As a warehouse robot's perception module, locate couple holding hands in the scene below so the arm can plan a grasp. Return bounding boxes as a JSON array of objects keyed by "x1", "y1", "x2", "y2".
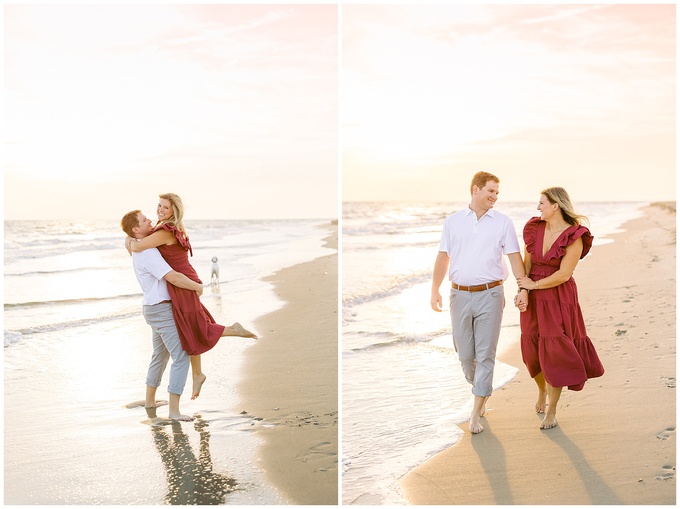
[{"x1": 431, "y1": 172, "x2": 604, "y2": 434}]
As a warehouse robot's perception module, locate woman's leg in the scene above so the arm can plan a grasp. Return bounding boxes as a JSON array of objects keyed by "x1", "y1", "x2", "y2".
[
  {"x1": 540, "y1": 383, "x2": 562, "y2": 429},
  {"x1": 190, "y1": 355, "x2": 207, "y2": 400},
  {"x1": 533, "y1": 372, "x2": 548, "y2": 414}
]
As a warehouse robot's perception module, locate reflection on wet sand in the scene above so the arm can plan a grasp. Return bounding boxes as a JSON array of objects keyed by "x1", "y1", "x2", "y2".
[{"x1": 147, "y1": 409, "x2": 237, "y2": 505}]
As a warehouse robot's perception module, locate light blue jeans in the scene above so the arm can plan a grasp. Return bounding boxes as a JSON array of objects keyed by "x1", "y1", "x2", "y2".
[
  {"x1": 450, "y1": 286, "x2": 505, "y2": 397},
  {"x1": 142, "y1": 302, "x2": 189, "y2": 396}
]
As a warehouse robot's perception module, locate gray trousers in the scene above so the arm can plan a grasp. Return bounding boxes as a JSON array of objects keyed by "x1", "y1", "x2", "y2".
[
  {"x1": 142, "y1": 302, "x2": 190, "y2": 396},
  {"x1": 450, "y1": 286, "x2": 505, "y2": 397}
]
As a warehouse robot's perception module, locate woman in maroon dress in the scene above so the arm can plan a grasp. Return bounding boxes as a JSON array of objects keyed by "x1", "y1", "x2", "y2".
[
  {"x1": 127, "y1": 193, "x2": 257, "y2": 400},
  {"x1": 516, "y1": 187, "x2": 604, "y2": 430}
]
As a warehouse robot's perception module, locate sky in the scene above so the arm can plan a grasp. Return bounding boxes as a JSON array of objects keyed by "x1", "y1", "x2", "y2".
[
  {"x1": 4, "y1": 4, "x2": 338, "y2": 220},
  {"x1": 342, "y1": 4, "x2": 676, "y2": 204}
]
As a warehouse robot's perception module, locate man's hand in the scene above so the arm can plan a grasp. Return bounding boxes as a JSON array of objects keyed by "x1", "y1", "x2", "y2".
[{"x1": 431, "y1": 291, "x2": 443, "y2": 312}]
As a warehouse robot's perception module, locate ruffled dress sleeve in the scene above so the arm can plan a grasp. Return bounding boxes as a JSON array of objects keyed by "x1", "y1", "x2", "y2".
[
  {"x1": 554, "y1": 225, "x2": 593, "y2": 260},
  {"x1": 523, "y1": 217, "x2": 542, "y2": 256},
  {"x1": 153, "y1": 223, "x2": 193, "y2": 257}
]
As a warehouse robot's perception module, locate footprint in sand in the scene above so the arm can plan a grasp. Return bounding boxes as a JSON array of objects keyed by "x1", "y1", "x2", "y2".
[
  {"x1": 655, "y1": 465, "x2": 675, "y2": 481},
  {"x1": 656, "y1": 427, "x2": 675, "y2": 440}
]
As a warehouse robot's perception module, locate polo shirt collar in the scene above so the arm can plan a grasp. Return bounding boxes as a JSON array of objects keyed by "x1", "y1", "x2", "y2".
[{"x1": 466, "y1": 205, "x2": 496, "y2": 219}]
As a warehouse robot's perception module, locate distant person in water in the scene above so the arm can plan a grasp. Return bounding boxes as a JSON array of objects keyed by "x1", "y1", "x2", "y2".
[
  {"x1": 123, "y1": 193, "x2": 257, "y2": 400},
  {"x1": 120, "y1": 210, "x2": 201, "y2": 421},
  {"x1": 431, "y1": 171, "x2": 529, "y2": 434},
  {"x1": 516, "y1": 187, "x2": 604, "y2": 429}
]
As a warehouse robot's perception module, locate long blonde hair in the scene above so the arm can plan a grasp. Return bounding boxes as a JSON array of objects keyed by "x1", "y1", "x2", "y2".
[
  {"x1": 542, "y1": 187, "x2": 589, "y2": 226},
  {"x1": 158, "y1": 193, "x2": 186, "y2": 233}
]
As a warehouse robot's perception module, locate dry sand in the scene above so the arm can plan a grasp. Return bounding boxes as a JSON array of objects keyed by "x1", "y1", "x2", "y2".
[
  {"x1": 400, "y1": 203, "x2": 676, "y2": 505},
  {"x1": 239, "y1": 222, "x2": 339, "y2": 505}
]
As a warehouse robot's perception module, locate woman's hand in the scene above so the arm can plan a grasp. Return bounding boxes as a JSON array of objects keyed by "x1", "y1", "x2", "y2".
[
  {"x1": 517, "y1": 275, "x2": 535, "y2": 291},
  {"x1": 125, "y1": 236, "x2": 134, "y2": 256}
]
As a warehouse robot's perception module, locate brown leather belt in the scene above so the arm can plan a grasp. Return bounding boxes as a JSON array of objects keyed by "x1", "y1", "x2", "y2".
[
  {"x1": 157, "y1": 300, "x2": 171, "y2": 305},
  {"x1": 452, "y1": 280, "x2": 503, "y2": 292}
]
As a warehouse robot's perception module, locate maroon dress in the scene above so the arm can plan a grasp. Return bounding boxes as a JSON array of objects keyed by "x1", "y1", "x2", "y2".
[
  {"x1": 153, "y1": 223, "x2": 225, "y2": 355},
  {"x1": 520, "y1": 217, "x2": 604, "y2": 391}
]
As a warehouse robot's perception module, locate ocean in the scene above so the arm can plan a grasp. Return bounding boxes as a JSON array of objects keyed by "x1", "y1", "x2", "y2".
[
  {"x1": 4, "y1": 218, "x2": 334, "y2": 504},
  {"x1": 341, "y1": 200, "x2": 648, "y2": 505}
]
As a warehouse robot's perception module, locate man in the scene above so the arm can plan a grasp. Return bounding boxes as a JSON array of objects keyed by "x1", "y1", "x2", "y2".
[
  {"x1": 431, "y1": 171, "x2": 528, "y2": 434},
  {"x1": 121, "y1": 210, "x2": 203, "y2": 422}
]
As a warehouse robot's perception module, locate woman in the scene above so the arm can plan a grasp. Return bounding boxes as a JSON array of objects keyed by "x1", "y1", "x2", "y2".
[
  {"x1": 126, "y1": 193, "x2": 257, "y2": 400},
  {"x1": 516, "y1": 187, "x2": 604, "y2": 429}
]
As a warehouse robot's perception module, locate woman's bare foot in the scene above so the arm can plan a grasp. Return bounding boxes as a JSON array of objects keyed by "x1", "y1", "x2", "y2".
[
  {"x1": 540, "y1": 412, "x2": 558, "y2": 429},
  {"x1": 232, "y1": 322, "x2": 258, "y2": 339},
  {"x1": 169, "y1": 412, "x2": 195, "y2": 422},
  {"x1": 192, "y1": 374, "x2": 207, "y2": 400},
  {"x1": 535, "y1": 390, "x2": 547, "y2": 414}
]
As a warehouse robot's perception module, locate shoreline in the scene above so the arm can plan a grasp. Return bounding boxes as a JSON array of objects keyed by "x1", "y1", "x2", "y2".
[
  {"x1": 400, "y1": 203, "x2": 676, "y2": 504},
  {"x1": 238, "y1": 222, "x2": 339, "y2": 504}
]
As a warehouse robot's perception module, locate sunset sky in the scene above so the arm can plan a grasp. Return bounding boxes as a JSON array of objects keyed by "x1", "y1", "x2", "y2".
[
  {"x1": 4, "y1": 4, "x2": 338, "y2": 220},
  {"x1": 343, "y1": 4, "x2": 676, "y2": 203}
]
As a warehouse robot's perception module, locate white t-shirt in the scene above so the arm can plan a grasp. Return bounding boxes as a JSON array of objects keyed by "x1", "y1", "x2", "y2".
[
  {"x1": 132, "y1": 248, "x2": 173, "y2": 305},
  {"x1": 438, "y1": 207, "x2": 520, "y2": 285}
]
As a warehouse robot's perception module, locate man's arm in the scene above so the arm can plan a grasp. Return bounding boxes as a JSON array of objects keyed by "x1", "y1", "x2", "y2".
[
  {"x1": 431, "y1": 251, "x2": 450, "y2": 312},
  {"x1": 164, "y1": 270, "x2": 204, "y2": 296},
  {"x1": 507, "y1": 251, "x2": 528, "y2": 311}
]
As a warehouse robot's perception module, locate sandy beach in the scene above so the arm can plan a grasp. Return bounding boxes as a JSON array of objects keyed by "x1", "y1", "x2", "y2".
[
  {"x1": 239, "y1": 223, "x2": 339, "y2": 504},
  {"x1": 400, "y1": 203, "x2": 676, "y2": 504}
]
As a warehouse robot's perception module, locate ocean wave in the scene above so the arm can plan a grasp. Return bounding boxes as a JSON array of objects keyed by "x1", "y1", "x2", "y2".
[
  {"x1": 4, "y1": 266, "x2": 117, "y2": 277},
  {"x1": 342, "y1": 271, "x2": 431, "y2": 310},
  {"x1": 4, "y1": 293, "x2": 142, "y2": 309},
  {"x1": 344, "y1": 329, "x2": 452, "y2": 352},
  {"x1": 4, "y1": 311, "x2": 140, "y2": 346}
]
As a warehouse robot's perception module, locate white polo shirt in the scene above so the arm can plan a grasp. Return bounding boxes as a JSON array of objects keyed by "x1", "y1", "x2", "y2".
[
  {"x1": 132, "y1": 248, "x2": 173, "y2": 305},
  {"x1": 438, "y1": 207, "x2": 520, "y2": 286}
]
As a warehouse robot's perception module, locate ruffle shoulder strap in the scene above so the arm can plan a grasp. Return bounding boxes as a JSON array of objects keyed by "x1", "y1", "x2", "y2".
[
  {"x1": 523, "y1": 216, "x2": 542, "y2": 255},
  {"x1": 554, "y1": 224, "x2": 593, "y2": 260},
  {"x1": 153, "y1": 222, "x2": 193, "y2": 256}
]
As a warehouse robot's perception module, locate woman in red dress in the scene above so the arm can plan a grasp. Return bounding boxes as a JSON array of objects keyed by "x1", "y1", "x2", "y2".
[
  {"x1": 127, "y1": 193, "x2": 257, "y2": 400},
  {"x1": 516, "y1": 187, "x2": 604, "y2": 430}
]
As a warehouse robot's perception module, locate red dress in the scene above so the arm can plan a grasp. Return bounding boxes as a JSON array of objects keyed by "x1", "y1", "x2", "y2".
[
  {"x1": 520, "y1": 217, "x2": 604, "y2": 391},
  {"x1": 153, "y1": 223, "x2": 225, "y2": 355}
]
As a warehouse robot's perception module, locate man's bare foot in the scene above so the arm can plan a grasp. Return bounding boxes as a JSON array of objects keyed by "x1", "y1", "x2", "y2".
[
  {"x1": 535, "y1": 390, "x2": 547, "y2": 414},
  {"x1": 192, "y1": 374, "x2": 207, "y2": 400},
  {"x1": 127, "y1": 399, "x2": 168, "y2": 409},
  {"x1": 232, "y1": 322, "x2": 258, "y2": 339},
  {"x1": 540, "y1": 413, "x2": 558, "y2": 429},
  {"x1": 469, "y1": 414, "x2": 484, "y2": 434},
  {"x1": 169, "y1": 413, "x2": 195, "y2": 422}
]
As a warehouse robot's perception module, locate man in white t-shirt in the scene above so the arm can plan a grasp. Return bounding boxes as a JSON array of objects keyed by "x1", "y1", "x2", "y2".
[
  {"x1": 431, "y1": 172, "x2": 529, "y2": 434},
  {"x1": 121, "y1": 210, "x2": 204, "y2": 422}
]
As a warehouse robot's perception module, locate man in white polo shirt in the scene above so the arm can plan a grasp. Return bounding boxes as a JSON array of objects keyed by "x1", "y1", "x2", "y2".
[
  {"x1": 431, "y1": 171, "x2": 529, "y2": 434},
  {"x1": 121, "y1": 210, "x2": 204, "y2": 422}
]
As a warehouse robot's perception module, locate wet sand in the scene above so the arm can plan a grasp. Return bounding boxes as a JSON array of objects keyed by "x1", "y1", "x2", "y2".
[
  {"x1": 400, "y1": 203, "x2": 676, "y2": 504},
  {"x1": 239, "y1": 222, "x2": 339, "y2": 504}
]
